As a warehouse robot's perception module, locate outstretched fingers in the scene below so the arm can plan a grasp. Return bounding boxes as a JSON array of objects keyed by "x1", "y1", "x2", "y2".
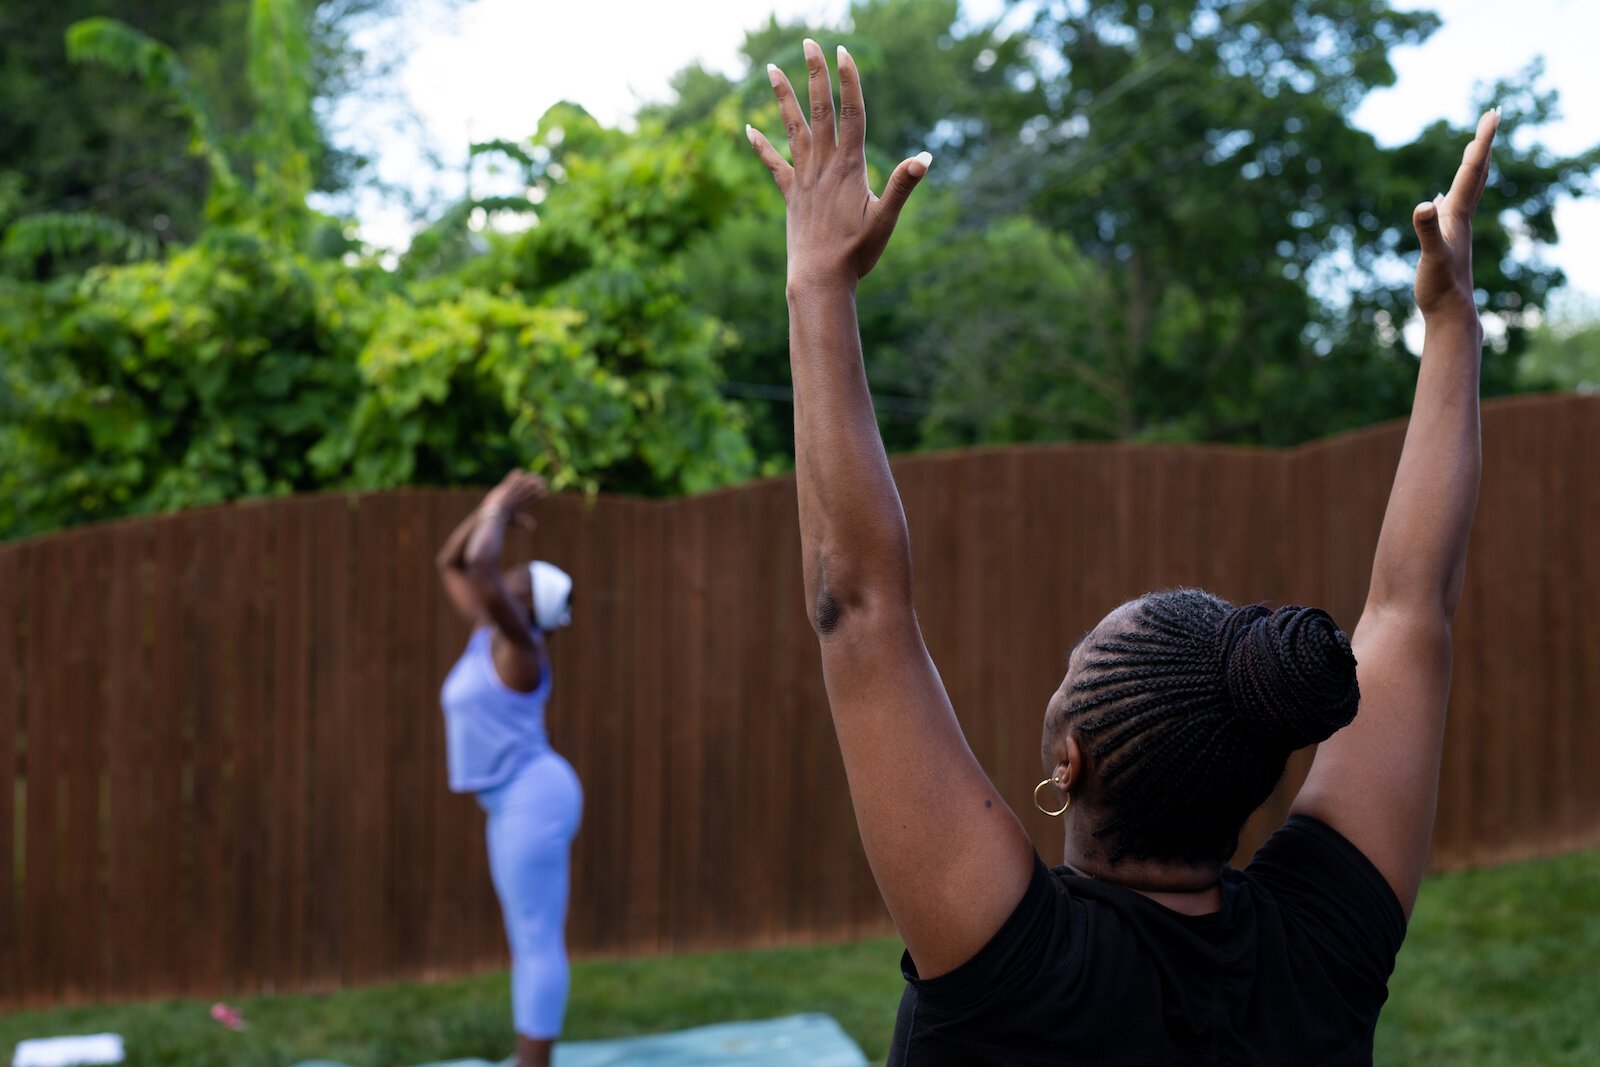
[
  {"x1": 836, "y1": 45, "x2": 866, "y2": 151},
  {"x1": 1445, "y1": 108, "x2": 1500, "y2": 218},
  {"x1": 746, "y1": 124, "x2": 793, "y2": 199},
  {"x1": 1473, "y1": 108, "x2": 1499, "y2": 202},
  {"x1": 802, "y1": 38, "x2": 836, "y2": 157},
  {"x1": 767, "y1": 62, "x2": 810, "y2": 169}
]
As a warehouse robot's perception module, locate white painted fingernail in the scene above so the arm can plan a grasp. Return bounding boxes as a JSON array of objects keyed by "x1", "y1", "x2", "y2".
[
  {"x1": 803, "y1": 38, "x2": 820, "y2": 58},
  {"x1": 745, "y1": 124, "x2": 756, "y2": 143},
  {"x1": 766, "y1": 63, "x2": 780, "y2": 85},
  {"x1": 915, "y1": 151, "x2": 933, "y2": 167},
  {"x1": 838, "y1": 45, "x2": 849, "y2": 64}
]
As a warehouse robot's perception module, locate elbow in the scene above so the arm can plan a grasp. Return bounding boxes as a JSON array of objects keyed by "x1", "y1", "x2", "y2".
[
  {"x1": 809, "y1": 583, "x2": 911, "y2": 640},
  {"x1": 462, "y1": 554, "x2": 501, "y2": 595},
  {"x1": 1360, "y1": 593, "x2": 1456, "y2": 657},
  {"x1": 812, "y1": 583, "x2": 851, "y2": 637},
  {"x1": 1366, "y1": 568, "x2": 1467, "y2": 627},
  {"x1": 805, "y1": 542, "x2": 913, "y2": 639}
]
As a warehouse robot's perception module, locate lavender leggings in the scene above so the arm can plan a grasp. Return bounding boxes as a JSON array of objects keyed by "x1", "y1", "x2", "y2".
[{"x1": 476, "y1": 751, "x2": 584, "y2": 1038}]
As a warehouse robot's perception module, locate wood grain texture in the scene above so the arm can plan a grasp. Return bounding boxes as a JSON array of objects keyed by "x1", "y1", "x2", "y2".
[{"x1": 1, "y1": 395, "x2": 1596, "y2": 1007}]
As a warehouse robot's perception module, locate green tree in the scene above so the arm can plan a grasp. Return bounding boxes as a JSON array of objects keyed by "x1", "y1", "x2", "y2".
[
  {"x1": 0, "y1": 2, "x2": 249, "y2": 270},
  {"x1": 0, "y1": 0, "x2": 458, "y2": 277},
  {"x1": 657, "y1": 0, "x2": 1597, "y2": 457},
  {"x1": 0, "y1": 1, "x2": 367, "y2": 535},
  {"x1": 1518, "y1": 299, "x2": 1600, "y2": 394},
  {"x1": 0, "y1": 7, "x2": 755, "y2": 539},
  {"x1": 938, "y1": 0, "x2": 1598, "y2": 444},
  {"x1": 334, "y1": 103, "x2": 758, "y2": 495},
  {"x1": 660, "y1": 0, "x2": 1039, "y2": 462}
]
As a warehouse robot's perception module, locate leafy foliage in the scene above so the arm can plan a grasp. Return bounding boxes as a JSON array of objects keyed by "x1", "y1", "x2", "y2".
[
  {"x1": 0, "y1": 0, "x2": 433, "y2": 269},
  {"x1": 952, "y1": 3, "x2": 1597, "y2": 443},
  {"x1": 671, "y1": 0, "x2": 1598, "y2": 456},
  {"x1": 0, "y1": 210, "x2": 156, "y2": 272},
  {"x1": 325, "y1": 102, "x2": 759, "y2": 496},
  {"x1": 0, "y1": 5, "x2": 755, "y2": 539},
  {"x1": 1518, "y1": 299, "x2": 1600, "y2": 393},
  {"x1": 2, "y1": 0, "x2": 1596, "y2": 539},
  {"x1": 64, "y1": 16, "x2": 241, "y2": 207},
  {"x1": 0, "y1": 236, "x2": 364, "y2": 532}
]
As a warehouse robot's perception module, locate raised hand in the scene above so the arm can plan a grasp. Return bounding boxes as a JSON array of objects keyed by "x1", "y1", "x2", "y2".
[
  {"x1": 484, "y1": 470, "x2": 547, "y2": 527},
  {"x1": 746, "y1": 39, "x2": 931, "y2": 288},
  {"x1": 1412, "y1": 109, "x2": 1499, "y2": 319}
]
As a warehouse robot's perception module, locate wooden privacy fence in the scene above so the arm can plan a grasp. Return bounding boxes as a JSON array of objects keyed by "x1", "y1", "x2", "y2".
[{"x1": 2, "y1": 394, "x2": 1597, "y2": 1009}]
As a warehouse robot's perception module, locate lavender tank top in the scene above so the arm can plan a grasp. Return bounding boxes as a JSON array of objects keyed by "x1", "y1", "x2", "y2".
[{"x1": 440, "y1": 627, "x2": 552, "y2": 793}]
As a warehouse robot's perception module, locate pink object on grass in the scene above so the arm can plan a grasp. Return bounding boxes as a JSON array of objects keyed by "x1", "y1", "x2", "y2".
[{"x1": 209, "y1": 1003, "x2": 246, "y2": 1031}]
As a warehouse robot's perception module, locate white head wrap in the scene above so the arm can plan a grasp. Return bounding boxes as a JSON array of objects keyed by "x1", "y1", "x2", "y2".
[{"x1": 528, "y1": 560, "x2": 573, "y2": 632}]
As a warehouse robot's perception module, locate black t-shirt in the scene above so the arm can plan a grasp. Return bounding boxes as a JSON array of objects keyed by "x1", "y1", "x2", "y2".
[{"x1": 889, "y1": 815, "x2": 1406, "y2": 1066}]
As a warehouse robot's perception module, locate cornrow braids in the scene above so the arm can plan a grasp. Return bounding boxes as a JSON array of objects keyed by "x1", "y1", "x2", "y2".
[{"x1": 1065, "y1": 589, "x2": 1359, "y2": 865}]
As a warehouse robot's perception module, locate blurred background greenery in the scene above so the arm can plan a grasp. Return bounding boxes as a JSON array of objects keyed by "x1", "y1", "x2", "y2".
[{"x1": 2, "y1": 0, "x2": 1596, "y2": 540}]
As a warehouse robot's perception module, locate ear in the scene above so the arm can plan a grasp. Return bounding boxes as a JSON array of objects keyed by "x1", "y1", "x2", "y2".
[{"x1": 1054, "y1": 731, "x2": 1084, "y2": 791}]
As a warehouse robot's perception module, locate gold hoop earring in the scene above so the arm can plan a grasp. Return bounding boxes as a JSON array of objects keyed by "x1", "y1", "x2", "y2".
[{"x1": 1033, "y1": 777, "x2": 1070, "y2": 817}]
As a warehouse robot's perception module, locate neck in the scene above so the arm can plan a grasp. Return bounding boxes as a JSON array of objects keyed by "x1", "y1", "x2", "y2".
[{"x1": 1062, "y1": 826, "x2": 1224, "y2": 915}]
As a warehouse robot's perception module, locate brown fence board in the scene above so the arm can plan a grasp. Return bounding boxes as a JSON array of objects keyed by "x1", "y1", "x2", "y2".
[
  {"x1": 663, "y1": 496, "x2": 708, "y2": 953},
  {"x1": 1578, "y1": 399, "x2": 1600, "y2": 849},
  {"x1": 307, "y1": 496, "x2": 352, "y2": 986},
  {"x1": 143, "y1": 517, "x2": 188, "y2": 996},
  {"x1": 233, "y1": 503, "x2": 274, "y2": 990},
  {"x1": 592, "y1": 496, "x2": 634, "y2": 956},
  {"x1": 423, "y1": 493, "x2": 459, "y2": 977},
  {"x1": 386, "y1": 493, "x2": 433, "y2": 978},
  {"x1": 21, "y1": 539, "x2": 63, "y2": 1001},
  {"x1": 347, "y1": 495, "x2": 391, "y2": 985},
  {"x1": 1572, "y1": 401, "x2": 1600, "y2": 848},
  {"x1": 72, "y1": 531, "x2": 111, "y2": 1001},
  {"x1": 0, "y1": 543, "x2": 19, "y2": 1004},
  {"x1": 1543, "y1": 402, "x2": 1580, "y2": 847},
  {"x1": 625, "y1": 500, "x2": 667, "y2": 954},
  {"x1": 2, "y1": 395, "x2": 1598, "y2": 1008},
  {"x1": 268, "y1": 498, "x2": 312, "y2": 990},
  {"x1": 425, "y1": 493, "x2": 472, "y2": 978},
  {"x1": 183, "y1": 511, "x2": 224, "y2": 994},
  {"x1": 103, "y1": 525, "x2": 149, "y2": 999}
]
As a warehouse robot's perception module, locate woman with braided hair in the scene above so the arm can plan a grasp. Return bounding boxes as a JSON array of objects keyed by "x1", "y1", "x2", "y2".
[{"x1": 747, "y1": 39, "x2": 1498, "y2": 1066}]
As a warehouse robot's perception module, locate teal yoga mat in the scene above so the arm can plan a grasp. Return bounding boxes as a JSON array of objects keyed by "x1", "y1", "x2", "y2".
[{"x1": 291, "y1": 1012, "x2": 868, "y2": 1067}]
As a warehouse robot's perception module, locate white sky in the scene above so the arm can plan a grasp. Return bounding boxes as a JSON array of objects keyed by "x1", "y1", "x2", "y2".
[{"x1": 346, "y1": 0, "x2": 1599, "y2": 302}]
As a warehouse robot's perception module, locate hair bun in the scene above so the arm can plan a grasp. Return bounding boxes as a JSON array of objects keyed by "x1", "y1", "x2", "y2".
[{"x1": 1219, "y1": 604, "x2": 1359, "y2": 750}]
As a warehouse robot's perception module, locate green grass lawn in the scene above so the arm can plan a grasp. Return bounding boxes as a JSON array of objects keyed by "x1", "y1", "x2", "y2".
[
  {"x1": 4, "y1": 847, "x2": 1596, "y2": 1067},
  {"x1": 1375, "y1": 846, "x2": 1600, "y2": 1066}
]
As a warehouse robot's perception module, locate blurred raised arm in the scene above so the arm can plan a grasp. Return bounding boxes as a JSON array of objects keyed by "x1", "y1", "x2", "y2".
[{"x1": 435, "y1": 476, "x2": 538, "y2": 625}]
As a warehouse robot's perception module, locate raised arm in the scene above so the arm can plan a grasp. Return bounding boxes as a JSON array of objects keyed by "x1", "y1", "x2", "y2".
[
  {"x1": 437, "y1": 503, "x2": 490, "y2": 622},
  {"x1": 1293, "y1": 110, "x2": 1500, "y2": 915},
  {"x1": 436, "y1": 476, "x2": 538, "y2": 624},
  {"x1": 746, "y1": 42, "x2": 1032, "y2": 977},
  {"x1": 435, "y1": 471, "x2": 548, "y2": 692}
]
